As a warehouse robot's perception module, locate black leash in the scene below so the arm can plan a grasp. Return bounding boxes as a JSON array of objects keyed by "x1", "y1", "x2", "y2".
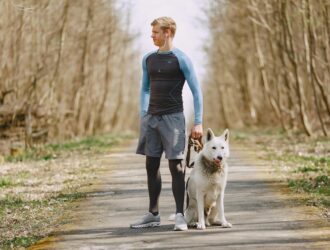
[
  {"x1": 184, "y1": 135, "x2": 203, "y2": 210},
  {"x1": 185, "y1": 135, "x2": 203, "y2": 168}
]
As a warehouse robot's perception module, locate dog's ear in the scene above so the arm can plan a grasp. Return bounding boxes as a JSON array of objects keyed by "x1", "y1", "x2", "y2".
[
  {"x1": 206, "y1": 128, "x2": 215, "y2": 141},
  {"x1": 222, "y1": 129, "x2": 229, "y2": 141}
]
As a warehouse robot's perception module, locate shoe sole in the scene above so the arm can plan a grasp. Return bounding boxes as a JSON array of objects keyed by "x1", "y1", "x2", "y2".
[
  {"x1": 130, "y1": 222, "x2": 160, "y2": 228},
  {"x1": 174, "y1": 225, "x2": 188, "y2": 231}
]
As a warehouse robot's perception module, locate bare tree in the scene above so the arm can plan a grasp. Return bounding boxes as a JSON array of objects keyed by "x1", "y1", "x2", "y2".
[
  {"x1": 0, "y1": 0, "x2": 140, "y2": 153},
  {"x1": 204, "y1": 0, "x2": 329, "y2": 136}
]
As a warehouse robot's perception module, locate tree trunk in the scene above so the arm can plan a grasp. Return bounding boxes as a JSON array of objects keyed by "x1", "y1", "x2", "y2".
[
  {"x1": 282, "y1": 0, "x2": 313, "y2": 136},
  {"x1": 305, "y1": 0, "x2": 328, "y2": 136},
  {"x1": 250, "y1": 2, "x2": 282, "y2": 124},
  {"x1": 74, "y1": 0, "x2": 93, "y2": 135}
]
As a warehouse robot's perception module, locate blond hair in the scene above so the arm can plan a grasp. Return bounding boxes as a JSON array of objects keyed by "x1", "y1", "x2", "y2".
[{"x1": 151, "y1": 17, "x2": 176, "y2": 37}]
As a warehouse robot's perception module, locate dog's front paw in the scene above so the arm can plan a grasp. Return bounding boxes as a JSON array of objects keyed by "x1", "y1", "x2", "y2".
[
  {"x1": 221, "y1": 221, "x2": 232, "y2": 228},
  {"x1": 212, "y1": 220, "x2": 232, "y2": 228},
  {"x1": 196, "y1": 223, "x2": 206, "y2": 230}
]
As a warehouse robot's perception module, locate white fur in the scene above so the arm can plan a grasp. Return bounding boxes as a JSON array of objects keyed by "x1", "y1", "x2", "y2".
[{"x1": 185, "y1": 128, "x2": 232, "y2": 230}]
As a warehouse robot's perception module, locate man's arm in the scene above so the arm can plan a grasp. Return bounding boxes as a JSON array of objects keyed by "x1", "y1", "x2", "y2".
[
  {"x1": 174, "y1": 49, "x2": 203, "y2": 138},
  {"x1": 140, "y1": 54, "x2": 150, "y2": 117}
]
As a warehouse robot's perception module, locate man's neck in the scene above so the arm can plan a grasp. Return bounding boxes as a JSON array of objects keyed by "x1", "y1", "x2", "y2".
[{"x1": 158, "y1": 41, "x2": 174, "y2": 52}]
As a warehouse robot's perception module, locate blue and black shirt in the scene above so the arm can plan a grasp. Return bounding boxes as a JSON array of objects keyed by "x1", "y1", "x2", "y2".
[{"x1": 140, "y1": 48, "x2": 203, "y2": 125}]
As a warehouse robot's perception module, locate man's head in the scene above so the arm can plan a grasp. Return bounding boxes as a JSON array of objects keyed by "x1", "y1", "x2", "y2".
[{"x1": 151, "y1": 17, "x2": 176, "y2": 47}]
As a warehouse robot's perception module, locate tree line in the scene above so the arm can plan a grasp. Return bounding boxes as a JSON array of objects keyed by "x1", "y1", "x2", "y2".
[
  {"x1": 204, "y1": 0, "x2": 329, "y2": 136},
  {"x1": 0, "y1": 0, "x2": 139, "y2": 153}
]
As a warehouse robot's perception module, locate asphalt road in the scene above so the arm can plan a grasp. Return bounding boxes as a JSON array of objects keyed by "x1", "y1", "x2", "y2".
[{"x1": 29, "y1": 140, "x2": 330, "y2": 250}]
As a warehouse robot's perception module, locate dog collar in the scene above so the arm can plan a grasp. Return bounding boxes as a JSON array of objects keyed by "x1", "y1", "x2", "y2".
[{"x1": 201, "y1": 156, "x2": 223, "y2": 174}]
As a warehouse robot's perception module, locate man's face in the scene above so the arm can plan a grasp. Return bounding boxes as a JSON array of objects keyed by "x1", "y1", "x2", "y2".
[{"x1": 151, "y1": 24, "x2": 166, "y2": 47}]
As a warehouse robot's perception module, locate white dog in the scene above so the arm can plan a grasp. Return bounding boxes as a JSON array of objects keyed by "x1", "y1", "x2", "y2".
[{"x1": 185, "y1": 128, "x2": 232, "y2": 230}]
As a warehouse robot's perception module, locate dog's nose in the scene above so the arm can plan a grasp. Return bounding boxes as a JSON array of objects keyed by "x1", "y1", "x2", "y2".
[{"x1": 217, "y1": 156, "x2": 223, "y2": 161}]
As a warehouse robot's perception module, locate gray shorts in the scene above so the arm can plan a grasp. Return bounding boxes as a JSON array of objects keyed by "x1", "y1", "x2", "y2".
[{"x1": 136, "y1": 112, "x2": 186, "y2": 160}]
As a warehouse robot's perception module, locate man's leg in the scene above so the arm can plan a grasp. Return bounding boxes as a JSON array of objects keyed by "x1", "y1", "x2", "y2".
[
  {"x1": 130, "y1": 156, "x2": 162, "y2": 228},
  {"x1": 169, "y1": 159, "x2": 187, "y2": 231},
  {"x1": 168, "y1": 159, "x2": 185, "y2": 214},
  {"x1": 146, "y1": 156, "x2": 162, "y2": 214}
]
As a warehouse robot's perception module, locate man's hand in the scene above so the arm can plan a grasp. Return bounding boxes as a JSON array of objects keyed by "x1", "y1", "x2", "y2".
[{"x1": 191, "y1": 124, "x2": 203, "y2": 139}]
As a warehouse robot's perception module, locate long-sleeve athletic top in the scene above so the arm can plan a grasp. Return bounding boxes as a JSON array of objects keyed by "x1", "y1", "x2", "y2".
[{"x1": 140, "y1": 47, "x2": 203, "y2": 125}]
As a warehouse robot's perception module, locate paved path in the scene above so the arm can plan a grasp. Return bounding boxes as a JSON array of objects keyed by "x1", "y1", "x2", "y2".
[{"x1": 30, "y1": 140, "x2": 330, "y2": 250}]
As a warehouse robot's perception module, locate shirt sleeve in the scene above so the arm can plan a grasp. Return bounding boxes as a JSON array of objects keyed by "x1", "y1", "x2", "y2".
[
  {"x1": 140, "y1": 54, "x2": 150, "y2": 117},
  {"x1": 174, "y1": 49, "x2": 203, "y2": 125}
]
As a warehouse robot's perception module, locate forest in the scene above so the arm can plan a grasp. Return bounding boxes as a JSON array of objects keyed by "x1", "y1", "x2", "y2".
[
  {"x1": 0, "y1": 0, "x2": 329, "y2": 156},
  {"x1": 0, "y1": 0, "x2": 139, "y2": 155},
  {"x1": 0, "y1": 1, "x2": 329, "y2": 248},
  {"x1": 204, "y1": 0, "x2": 329, "y2": 137}
]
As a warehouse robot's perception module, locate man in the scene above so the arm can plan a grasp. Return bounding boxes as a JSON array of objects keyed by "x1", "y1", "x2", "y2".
[{"x1": 131, "y1": 16, "x2": 203, "y2": 231}]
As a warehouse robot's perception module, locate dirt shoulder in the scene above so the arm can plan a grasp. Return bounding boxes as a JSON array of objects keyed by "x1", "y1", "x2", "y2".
[
  {"x1": 231, "y1": 128, "x2": 329, "y2": 220},
  {"x1": 0, "y1": 133, "x2": 133, "y2": 249}
]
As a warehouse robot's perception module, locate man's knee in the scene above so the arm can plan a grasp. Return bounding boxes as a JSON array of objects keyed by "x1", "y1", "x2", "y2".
[
  {"x1": 146, "y1": 156, "x2": 161, "y2": 172},
  {"x1": 169, "y1": 159, "x2": 184, "y2": 174}
]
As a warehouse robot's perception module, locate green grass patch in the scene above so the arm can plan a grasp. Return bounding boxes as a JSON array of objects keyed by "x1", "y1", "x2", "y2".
[
  {"x1": 55, "y1": 192, "x2": 87, "y2": 202},
  {"x1": 48, "y1": 133, "x2": 123, "y2": 153},
  {"x1": 0, "y1": 192, "x2": 86, "y2": 209},
  {"x1": 2, "y1": 235, "x2": 43, "y2": 249},
  {"x1": 0, "y1": 196, "x2": 25, "y2": 209},
  {"x1": 0, "y1": 192, "x2": 87, "y2": 249},
  {"x1": 231, "y1": 128, "x2": 330, "y2": 212},
  {"x1": 0, "y1": 178, "x2": 14, "y2": 188},
  {"x1": 0, "y1": 192, "x2": 85, "y2": 216},
  {"x1": 282, "y1": 153, "x2": 329, "y2": 175},
  {"x1": 288, "y1": 174, "x2": 330, "y2": 208},
  {"x1": 280, "y1": 154, "x2": 330, "y2": 166},
  {"x1": 296, "y1": 166, "x2": 321, "y2": 173},
  {"x1": 0, "y1": 197, "x2": 42, "y2": 223},
  {"x1": 16, "y1": 170, "x2": 31, "y2": 179},
  {"x1": 0, "y1": 132, "x2": 130, "y2": 249},
  {"x1": 0, "y1": 197, "x2": 46, "y2": 214},
  {"x1": 283, "y1": 153, "x2": 329, "y2": 208},
  {"x1": 5, "y1": 148, "x2": 56, "y2": 162},
  {"x1": 5, "y1": 132, "x2": 133, "y2": 162}
]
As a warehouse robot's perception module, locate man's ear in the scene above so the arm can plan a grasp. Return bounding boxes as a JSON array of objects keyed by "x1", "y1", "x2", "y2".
[
  {"x1": 164, "y1": 28, "x2": 171, "y2": 38},
  {"x1": 222, "y1": 129, "x2": 229, "y2": 141},
  {"x1": 207, "y1": 128, "x2": 215, "y2": 141}
]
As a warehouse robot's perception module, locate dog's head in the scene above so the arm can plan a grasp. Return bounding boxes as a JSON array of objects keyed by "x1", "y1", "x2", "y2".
[{"x1": 202, "y1": 128, "x2": 230, "y2": 166}]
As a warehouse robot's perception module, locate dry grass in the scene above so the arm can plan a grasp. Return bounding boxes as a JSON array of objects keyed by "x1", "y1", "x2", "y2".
[
  {"x1": 0, "y1": 132, "x2": 133, "y2": 249},
  {"x1": 232, "y1": 128, "x2": 329, "y2": 219}
]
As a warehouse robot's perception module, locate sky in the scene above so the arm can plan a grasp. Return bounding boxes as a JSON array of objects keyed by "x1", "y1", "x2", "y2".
[{"x1": 118, "y1": 0, "x2": 210, "y2": 122}]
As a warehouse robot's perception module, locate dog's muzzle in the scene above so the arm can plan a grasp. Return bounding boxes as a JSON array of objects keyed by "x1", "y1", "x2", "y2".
[{"x1": 214, "y1": 156, "x2": 223, "y2": 167}]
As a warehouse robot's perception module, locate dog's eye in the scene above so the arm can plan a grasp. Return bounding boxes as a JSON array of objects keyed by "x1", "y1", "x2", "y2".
[
  {"x1": 221, "y1": 146, "x2": 224, "y2": 149},
  {"x1": 212, "y1": 146, "x2": 216, "y2": 150}
]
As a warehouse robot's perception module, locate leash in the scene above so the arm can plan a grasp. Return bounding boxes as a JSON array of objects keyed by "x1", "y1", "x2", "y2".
[
  {"x1": 185, "y1": 135, "x2": 203, "y2": 168},
  {"x1": 184, "y1": 134, "x2": 203, "y2": 210}
]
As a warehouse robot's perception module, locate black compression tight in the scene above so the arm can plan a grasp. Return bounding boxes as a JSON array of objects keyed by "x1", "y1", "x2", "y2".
[
  {"x1": 168, "y1": 159, "x2": 185, "y2": 214},
  {"x1": 146, "y1": 156, "x2": 185, "y2": 214},
  {"x1": 146, "y1": 156, "x2": 162, "y2": 214}
]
